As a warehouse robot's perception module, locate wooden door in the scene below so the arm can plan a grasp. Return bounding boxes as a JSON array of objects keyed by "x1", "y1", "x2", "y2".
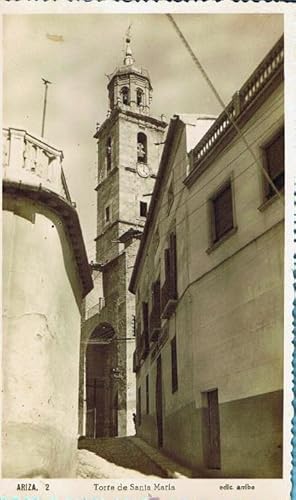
[{"x1": 207, "y1": 389, "x2": 221, "y2": 469}]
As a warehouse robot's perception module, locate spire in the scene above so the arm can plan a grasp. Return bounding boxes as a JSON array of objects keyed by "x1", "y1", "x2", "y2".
[{"x1": 123, "y1": 26, "x2": 134, "y2": 66}]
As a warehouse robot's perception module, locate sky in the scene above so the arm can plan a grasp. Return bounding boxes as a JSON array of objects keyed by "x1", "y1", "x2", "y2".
[{"x1": 3, "y1": 14, "x2": 283, "y2": 260}]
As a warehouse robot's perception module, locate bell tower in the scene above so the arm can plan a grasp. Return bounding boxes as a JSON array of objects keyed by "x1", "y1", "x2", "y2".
[
  {"x1": 81, "y1": 34, "x2": 167, "y2": 438},
  {"x1": 107, "y1": 35, "x2": 152, "y2": 116},
  {"x1": 94, "y1": 34, "x2": 167, "y2": 264}
]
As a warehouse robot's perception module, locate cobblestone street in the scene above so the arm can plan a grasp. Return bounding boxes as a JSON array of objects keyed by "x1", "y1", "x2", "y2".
[{"x1": 77, "y1": 436, "x2": 190, "y2": 479}]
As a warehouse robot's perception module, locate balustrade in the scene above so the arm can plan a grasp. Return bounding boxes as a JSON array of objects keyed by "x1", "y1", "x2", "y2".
[
  {"x1": 190, "y1": 36, "x2": 284, "y2": 174},
  {"x1": 3, "y1": 127, "x2": 70, "y2": 202}
]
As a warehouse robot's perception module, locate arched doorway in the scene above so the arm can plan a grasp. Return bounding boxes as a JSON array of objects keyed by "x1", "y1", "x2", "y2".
[{"x1": 85, "y1": 323, "x2": 117, "y2": 438}]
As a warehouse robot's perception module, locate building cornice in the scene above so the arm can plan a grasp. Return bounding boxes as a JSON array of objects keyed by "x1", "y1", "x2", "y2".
[
  {"x1": 184, "y1": 35, "x2": 284, "y2": 188},
  {"x1": 107, "y1": 66, "x2": 153, "y2": 92},
  {"x1": 94, "y1": 108, "x2": 167, "y2": 139},
  {"x1": 3, "y1": 179, "x2": 93, "y2": 298},
  {"x1": 95, "y1": 219, "x2": 145, "y2": 241}
]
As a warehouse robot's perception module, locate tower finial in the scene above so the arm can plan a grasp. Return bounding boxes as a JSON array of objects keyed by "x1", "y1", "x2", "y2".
[{"x1": 124, "y1": 25, "x2": 134, "y2": 66}]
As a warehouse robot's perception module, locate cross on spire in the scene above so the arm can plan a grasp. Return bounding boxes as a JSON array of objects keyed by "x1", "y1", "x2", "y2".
[{"x1": 124, "y1": 25, "x2": 134, "y2": 66}]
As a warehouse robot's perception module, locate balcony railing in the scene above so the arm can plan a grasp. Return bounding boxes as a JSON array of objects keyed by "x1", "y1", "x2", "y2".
[
  {"x1": 3, "y1": 127, "x2": 71, "y2": 202},
  {"x1": 190, "y1": 36, "x2": 284, "y2": 174},
  {"x1": 149, "y1": 303, "x2": 161, "y2": 342},
  {"x1": 161, "y1": 277, "x2": 178, "y2": 320}
]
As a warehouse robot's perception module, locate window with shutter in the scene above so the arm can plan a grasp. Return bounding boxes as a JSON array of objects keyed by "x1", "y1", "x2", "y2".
[
  {"x1": 150, "y1": 279, "x2": 161, "y2": 341},
  {"x1": 212, "y1": 182, "x2": 234, "y2": 243},
  {"x1": 164, "y1": 248, "x2": 170, "y2": 281},
  {"x1": 171, "y1": 335, "x2": 178, "y2": 393},
  {"x1": 142, "y1": 302, "x2": 149, "y2": 331},
  {"x1": 142, "y1": 302, "x2": 149, "y2": 357},
  {"x1": 138, "y1": 386, "x2": 141, "y2": 426},
  {"x1": 263, "y1": 128, "x2": 284, "y2": 200},
  {"x1": 153, "y1": 280, "x2": 161, "y2": 311},
  {"x1": 146, "y1": 375, "x2": 149, "y2": 414},
  {"x1": 169, "y1": 233, "x2": 177, "y2": 298},
  {"x1": 161, "y1": 233, "x2": 178, "y2": 318}
]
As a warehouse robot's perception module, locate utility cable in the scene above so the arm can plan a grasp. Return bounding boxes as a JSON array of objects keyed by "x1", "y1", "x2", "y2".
[{"x1": 166, "y1": 14, "x2": 284, "y2": 205}]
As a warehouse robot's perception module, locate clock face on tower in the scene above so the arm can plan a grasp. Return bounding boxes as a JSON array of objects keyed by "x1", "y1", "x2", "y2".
[{"x1": 136, "y1": 163, "x2": 151, "y2": 178}]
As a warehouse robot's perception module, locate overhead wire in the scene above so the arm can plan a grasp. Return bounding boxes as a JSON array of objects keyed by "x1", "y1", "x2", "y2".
[{"x1": 166, "y1": 14, "x2": 284, "y2": 206}]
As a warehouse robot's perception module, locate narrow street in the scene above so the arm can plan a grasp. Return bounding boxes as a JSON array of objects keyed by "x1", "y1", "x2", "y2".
[{"x1": 77, "y1": 436, "x2": 190, "y2": 479}]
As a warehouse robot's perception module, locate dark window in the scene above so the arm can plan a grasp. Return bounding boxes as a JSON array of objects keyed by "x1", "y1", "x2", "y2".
[
  {"x1": 137, "y1": 88, "x2": 144, "y2": 106},
  {"x1": 150, "y1": 279, "x2": 161, "y2": 341},
  {"x1": 212, "y1": 182, "x2": 234, "y2": 243},
  {"x1": 105, "y1": 206, "x2": 110, "y2": 223},
  {"x1": 171, "y1": 335, "x2": 178, "y2": 393},
  {"x1": 138, "y1": 386, "x2": 141, "y2": 426},
  {"x1": 142, "y1": 302, "x2": 149, "y2": 356},
  {"x1": 142, "y1": 302, "x2": 149, "y2": 331},
  {"x1": 146, "y1": 375, "x2": 149, "y2": 414},
  {"x1": 137, "y1": 133, "x2": 147, "y2": 164},
  {"x1": 121, "y1": 86, "x2": 129, "y2": 105},
  {"x1": 169, "y1": 233, "x2": 177, "y2": 298},
  {"x1": 161, "y1": 233, "x2": 178, "y2": 319},
  {"x1": 140, "y1": 201, "x2": 148, "y2": 217},
  {"x1": 263, "y1": 128, "x2": 284, "y2": 200},
  {"x1": 132, "y1": 315, "x2": 136, "y2": 337},
  {"x1": 106, "y1": 137, "x2": 112, "y2": 172}
]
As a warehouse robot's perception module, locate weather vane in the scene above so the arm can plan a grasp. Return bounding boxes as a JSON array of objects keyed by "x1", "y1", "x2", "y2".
[{"x1": 126, "y1": 23, "x2": 132, "y2": 42}]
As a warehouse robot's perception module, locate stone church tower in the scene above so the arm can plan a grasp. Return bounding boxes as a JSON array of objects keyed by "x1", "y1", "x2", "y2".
[{"x1": 80, "y1": 36, "x2": 167, "y2": 438}]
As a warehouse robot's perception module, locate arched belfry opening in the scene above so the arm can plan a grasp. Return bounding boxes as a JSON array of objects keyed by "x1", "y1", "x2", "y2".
[
  {"x1": 85, "y1": 323, "x2": 118, "y2": 438},
  {"x1": 137, "y1": 132, "x2": 147, "y2": 163},
  {"x1": 136, "y1": 88, "x2": 144, "y2": 107},
  {"x1": 121, "y1": 86, "x2": 130, "y2": 105}
]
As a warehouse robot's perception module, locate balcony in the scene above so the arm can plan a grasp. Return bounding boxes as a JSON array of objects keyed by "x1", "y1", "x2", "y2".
[
  {"x1": 3, "y1": 127, "x2": 70, "y2": 202},
  {"x1": 149, "y1": 304, "x2": 161, "y2": 342},
  {"x1": 161, "y1": 277, "x2": 178, "y2": 320}
]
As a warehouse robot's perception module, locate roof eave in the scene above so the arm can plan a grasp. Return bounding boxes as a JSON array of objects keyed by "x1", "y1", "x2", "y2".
[{"x1": 129, "y1": 115, "x2": 182, "y2": 294}]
